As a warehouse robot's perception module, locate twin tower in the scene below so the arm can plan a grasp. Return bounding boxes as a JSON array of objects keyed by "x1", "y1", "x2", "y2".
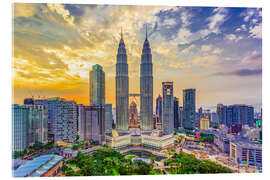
[{"x1": 116, "y1": 28, "x2": 153, "y2": 133}]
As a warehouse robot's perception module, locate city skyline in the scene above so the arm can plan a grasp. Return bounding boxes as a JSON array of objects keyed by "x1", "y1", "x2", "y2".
[{"x1": 13, "y1": 4, "x2": 262, "y2": 111}]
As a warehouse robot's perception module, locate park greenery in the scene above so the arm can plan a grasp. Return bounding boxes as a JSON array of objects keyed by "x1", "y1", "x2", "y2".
[
  {"x1": 164, "y1": 151, "x2": 232, "y2": 174},
  {"x1": 62, "y1": 147, "x2": 232, "y2": 176},
  {"x1": 62, "y1": 147, "x2": 162, "y2": 176}
]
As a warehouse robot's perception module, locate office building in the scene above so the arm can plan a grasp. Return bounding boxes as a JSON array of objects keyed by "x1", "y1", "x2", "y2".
[
  {"x1": 77, "y1": 104, "x2": 86, "y2": 141},
  {"x1": 162, "y1": 82, "x2": 174, "y2": 135},
  {"x1": 85, "y1": 105, "x2": 105, "y2": 143},
  {"x1": 105, "y1": 104, "x2": 113, "y2": 133},
  {"x1": 173, "y1": 97, "x2": 179, "y2": 129},
  {"x1": 116, "y1": 30, "x2": 129, "y2": 132},
  {"x1": 248, "y1": 106, "x2": 254, "y2": 127},
  {"x1": 140, "y1": 26, "x2": 153, "y2": 132},
  {"x1": 36, "y1": 98, "x2": 77, "y2": 143},
  {"x1": 178, "y1": 106, "x2": 183, "y2": 128},
  {"x1": 217, "y1": 104, "x2": 227, "y2": 125},
  {"x1": 90, "y1": 64, "x2": 105, "y2": 106},
  {"x1": 12, "y1": 104, "x2": 29, "y2": 152},
  {"x1": 25, "y1": 104, "x2": 48, "y2": 145},
  {"x1": 183, "y1": 89, "x2": 196, "y2": 129},
  {"x1": 155, "y1": 95, "x2": 162, "y2": 123}
]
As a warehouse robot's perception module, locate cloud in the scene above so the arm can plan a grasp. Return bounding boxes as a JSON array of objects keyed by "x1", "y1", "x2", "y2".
[
  {"x1": 201, "y1": 45, "x2": 212, "y2": 52},
  {"x1": 212, "y1": 48, "x2": 222, "y2": 55},
  {"x1": 207, "y1": 7, "x2": 228, "y2": 33},
  {"x1": 248, "y1": 23, "x2": 262, "y2": 39},
  {"x1": 47, "y1": 4, "x2": 75, "y2": 26},
  {"x1": 242, "y1": 50, "x2": 262, "y2": 68},
  {"x1": 212, "y1": 68, "x2": 262, "y2": 77},
  {"x1": 225, "y1": 34, "x2": 243, "y2": 42},
  {"x1": 13, "y1": 3, "x2": 38, "y2": 18},
  {"x1": 241, "y1": 9, "x2": 256, "y2": 22},
  {"x1": 192, "y1": 56, "x2": 217, "y2": 68}
]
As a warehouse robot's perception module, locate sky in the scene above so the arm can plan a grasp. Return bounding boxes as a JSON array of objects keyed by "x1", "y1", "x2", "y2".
[{"x1": 12, "y1": 3, "x2": 262, "y2": 111}]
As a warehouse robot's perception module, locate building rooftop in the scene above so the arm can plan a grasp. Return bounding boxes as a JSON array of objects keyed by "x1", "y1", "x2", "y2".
[
  {"x1": 232, "y1": 140, "x2": 262, "y2": 149},
  {"x1": 13, "y1": 154, "x2": 63, "y2": 177}
]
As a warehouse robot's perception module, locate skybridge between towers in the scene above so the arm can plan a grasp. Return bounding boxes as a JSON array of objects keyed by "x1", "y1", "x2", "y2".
[{"x1": 129, "y1": 93, "x2": 140, "y2": 104}]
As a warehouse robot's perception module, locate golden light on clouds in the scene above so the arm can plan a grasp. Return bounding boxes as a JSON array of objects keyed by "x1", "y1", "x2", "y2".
[{"x1": 12, "y1": 4, "x2": 262, "y2": 110}]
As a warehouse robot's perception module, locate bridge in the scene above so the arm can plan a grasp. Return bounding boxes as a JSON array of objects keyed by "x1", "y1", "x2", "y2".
[
  {"x1": 81, "y1": 145, "x2": 102, "y2": 154},
  {"x1": 120, "y1": 146, "x2": 166, "y2": 157}
]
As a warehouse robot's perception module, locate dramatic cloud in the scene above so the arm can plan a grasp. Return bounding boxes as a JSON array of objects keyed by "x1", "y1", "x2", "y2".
[
  {"x1": 12, "y1": 4, "x2": 262, "y2": 109},
  {"x1": 212, "y1": 68, "x2": 262, "y2": 77}
]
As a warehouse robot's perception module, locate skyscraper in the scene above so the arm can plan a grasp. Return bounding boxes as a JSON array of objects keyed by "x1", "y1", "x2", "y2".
[
  {"x1": 25, "y1": 104, "x2": 48, "y2": 145},
  {"x1": 162, "y1": 82, "x2": 174, "y2": 135},
  {"x1": 105, "y1": 104, "x2": 113, "y2": 133},
  {"x1": 155, "y1": 95, "x2": 162, "y2": 123},
  {"x1": 248, "y1": 106, "x2": 254, "y2": 127},
  {"x1": 85, "y1": 106, "x2": 105, "y2": 143},
  {"x1": 140, "y1": 26, "x2": 153, "y2": 132},
  {"x1": 173, "y1": 97, "x2": 179, "y2": 129},
  {"x1": 116, "y1": 30, "x2": 129, "y2": 132},
  {"x1": 178, "y1": 106, "x2": 183, "y2": 127},
  {"x1": 77, "y1": 104, "x2": 86, "y2": 141},
  {"x1": 12, "y1": 104, "x2": 29, "y2": 152},
  {"x1": 216, "y1": 104, "x2": 227, "y2": 125},
  {"x1": 129, "y1": 101, "x2": 139, "y2": 128},
  {"x1": 183, "y1": 89, "x2": 196, "y2": 129},
  {"x1": 90, "y1": 64, "x2": 105, "y2": 106},
  {"x1": 36, "y1": 98, "x2": 77, "y2": 143}
]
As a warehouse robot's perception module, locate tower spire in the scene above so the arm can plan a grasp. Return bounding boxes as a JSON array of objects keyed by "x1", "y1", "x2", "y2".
[
  {"x1": 121, "y1": 27, "x2": 123, "y2": 39},
  {"x1": 146, "y1": 24, "x2": 148, "y2": 40}
]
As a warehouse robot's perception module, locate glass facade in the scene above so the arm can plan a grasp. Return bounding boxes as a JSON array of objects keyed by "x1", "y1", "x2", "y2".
[
  {"x1": 90, "y1": 64, "x2": 105, "y2": 106},
  {"x1": 183, "y1": 89, "x2": 196, "y2": 129},
  {"x1": 140, "y1": 31, "x2": 153, "y2": 132},
  {"x1": 162, "y1": 82, "x2": 174, "y2": 135},
  {"x1": 116, "y1": 32, "x2": 129, "y2": 132},
  {"x1": 12, "y1": 105, "x2": 29, "y2": 152}
]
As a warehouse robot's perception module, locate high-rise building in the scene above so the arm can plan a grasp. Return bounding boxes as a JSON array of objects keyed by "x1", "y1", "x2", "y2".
[
  {"x1": 248, "y1": 106, "x2": 254, "y2": 127},
  {"x1": 35, "y1": 98, "x2": 77, "y2": 143},
  {"x1": 23, "y1": 99, "x2": 48, "y2": 145},
  {"x1": 211, "y1": 112, "x2": 219, "y2": 128},
  {"x1": 178, "y1": 106, "x2": 183, "y2": 127},
  {"x1": 12, "y1": 104, "x2": 29, "y2": 152},
  {"x1": 116, "y1": 30, "x2": 129, "y2": 132},
  {"x1": 235, "y1": 104, "x2": 248, "y2": 125},
  {"x1": 183, "y1": 89, "x2": 196, "y2": 129},
  {"x1": 173, "y1": 97, "x2": 179, "y2": 129},
  {"x1": 25, "y1": 104, "x2": 48, "y2": 145},
  {"x1": 129, "y1": 101, "x2": 139, "y2": 128},
  {"x1": 85, "y1": 106, "x2": 105, "y2": 143},
  {"x1": 216, "y1": 104, "x2": 227, "y2": 125},
  {"x1": 90, "y1": 64, "x2": 105, "y2": 106},
  {"x1": 105, "y1": 104, "x2": 113, "y2": 133},
  {"x1": 162, "y1": 82, "x2": 174, "y2": 135},
  {"x1": 227, "y1": 105, "x2": 241, "y2": 126},
  {"x1": 155, "y1": 95, "x2": 162, "y2": 123},
  {"x1": 140, "y1": 26, "x2": 153, "y2": 132},
  {"x1": 77, "y1": 104, "x2": 86, "y2": 141}
]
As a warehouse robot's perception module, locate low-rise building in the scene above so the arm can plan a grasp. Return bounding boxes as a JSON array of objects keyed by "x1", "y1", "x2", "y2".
[
  {"x1": 106, "y1": 129, "x2": 175, "y2": 150},
  {"x1": 200, "y1": 117, "x2": 210, "y2": 130},
  {"x1": 230, "y1": 140, "x2": 262, "y2": 167},
  {"x1": 13, "y1": 155, "x2": 63, "y2": 177}
]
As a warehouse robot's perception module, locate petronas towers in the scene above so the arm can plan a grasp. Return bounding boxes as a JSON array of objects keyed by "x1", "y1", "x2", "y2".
[
  {"x1": 116, "y1": 31, "x2": 129, "y2": 132},
  {"x1": 116, "y1": 27, "x2": 153, "y2": 133}
]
